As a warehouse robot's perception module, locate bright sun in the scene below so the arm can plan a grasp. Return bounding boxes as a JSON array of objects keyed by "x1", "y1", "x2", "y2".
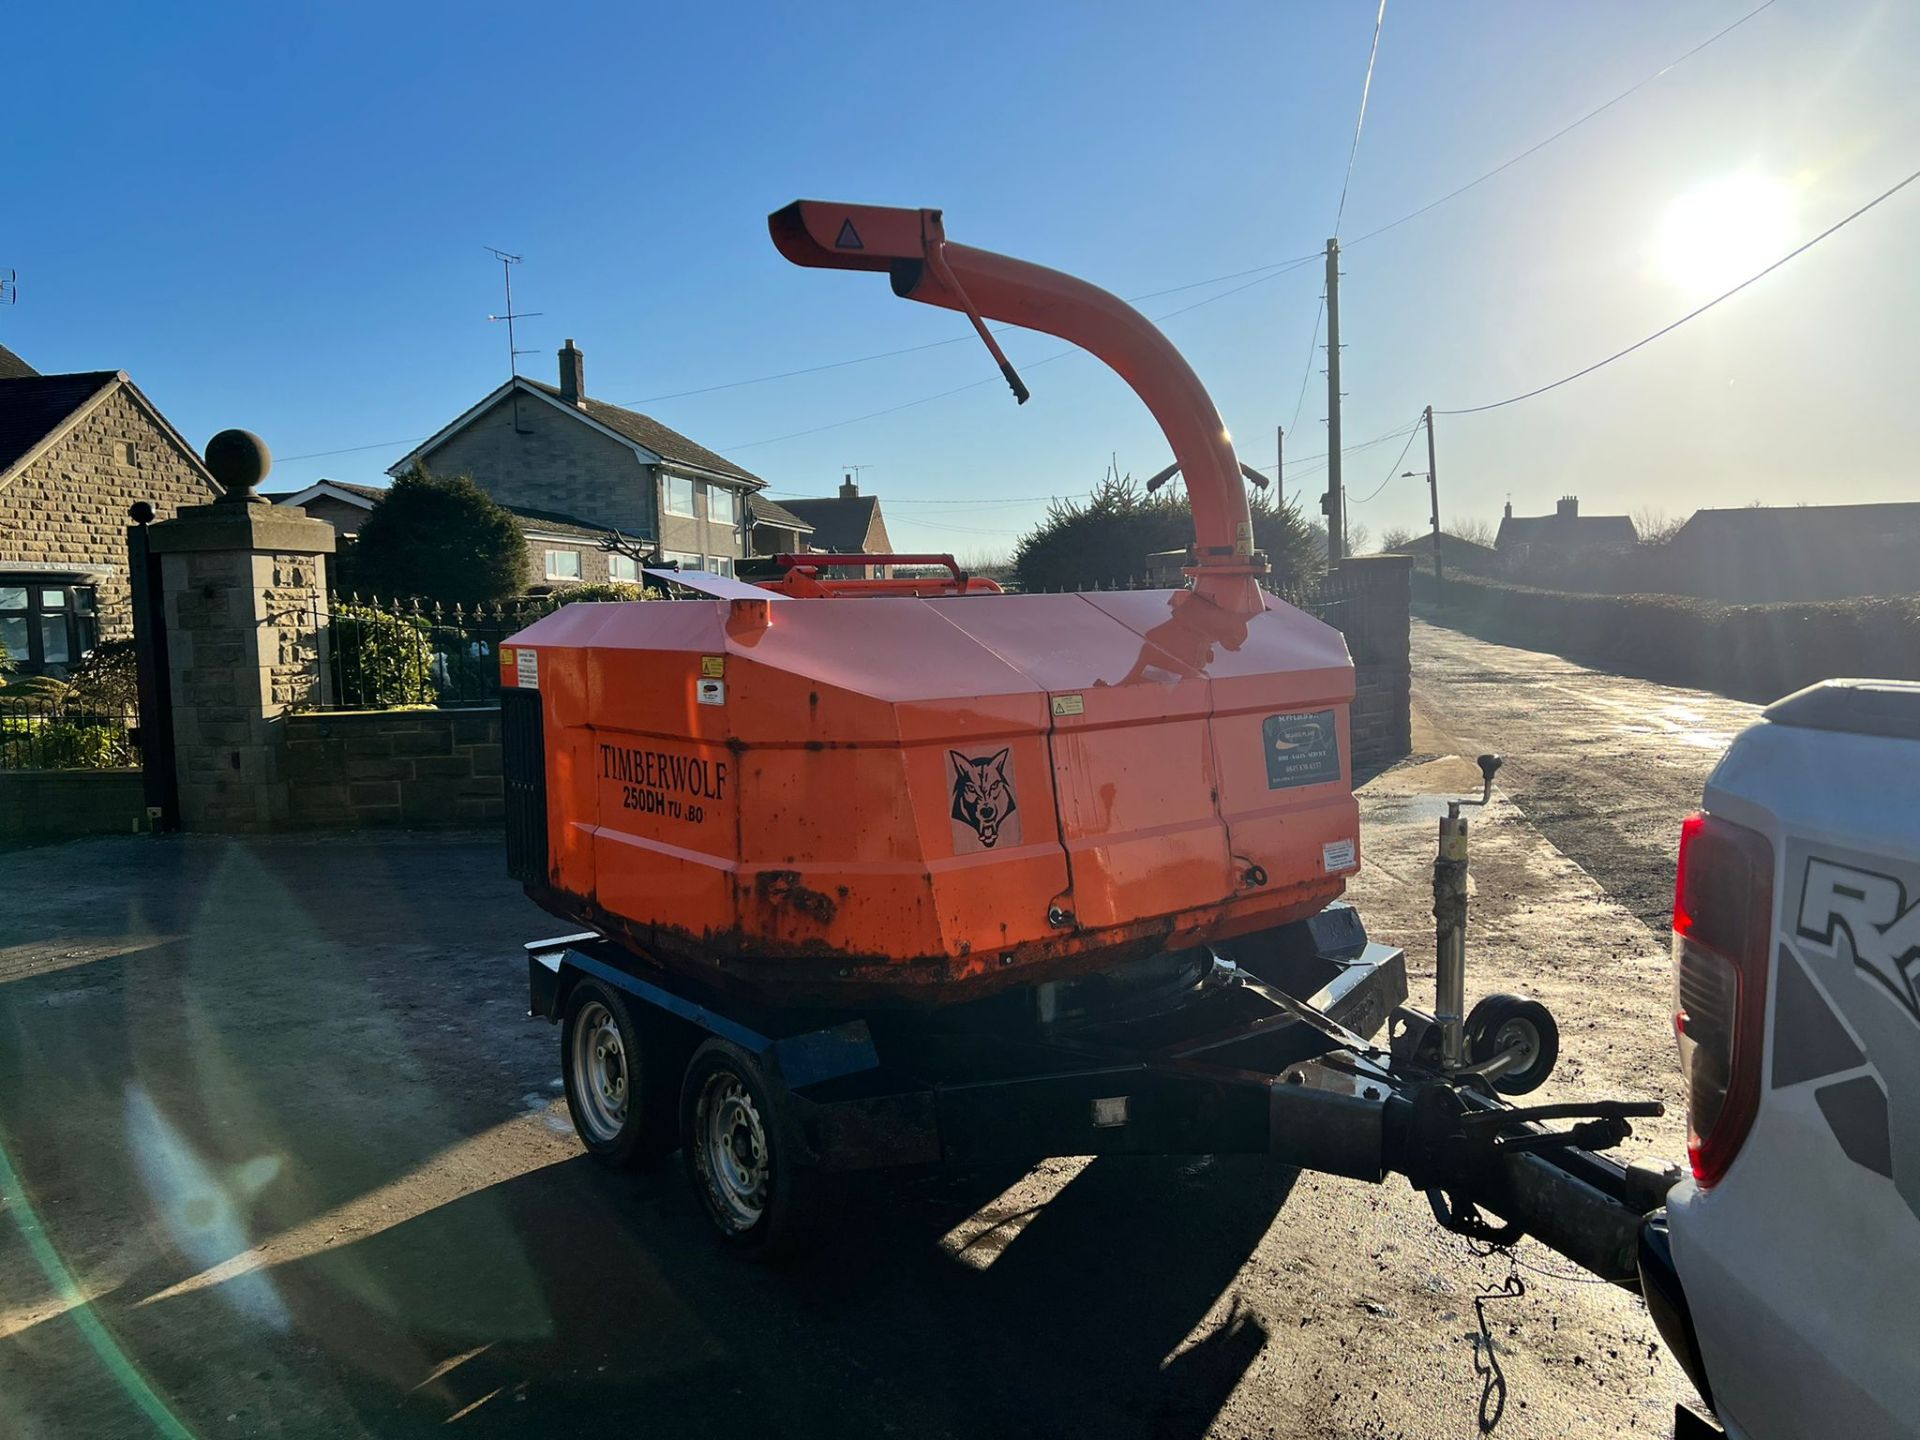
[{"x1": 1657, "y1": 172, "x2": 1796, "y2": 294}]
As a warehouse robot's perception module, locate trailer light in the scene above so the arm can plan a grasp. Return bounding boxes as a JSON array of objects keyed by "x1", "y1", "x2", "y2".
[
  {"x1": 1091, "y1": 1096, "x2": 1130, "y2": 1128},
  {"x1": 1671, "y1": 811, "x2": 1774, "y2": 1188}
]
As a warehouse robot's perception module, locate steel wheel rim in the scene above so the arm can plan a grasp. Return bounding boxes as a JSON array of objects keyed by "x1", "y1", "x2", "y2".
[
  {"x1": 697, "y1": 1072, "x2": 770, "y2": 1232},
  {"x1": 1493, "y1": 1017, "x2": 1541, "y2": 1073},
  {"x1": 571, "y1": 1000, "x2": 629, "y2": 1143}
]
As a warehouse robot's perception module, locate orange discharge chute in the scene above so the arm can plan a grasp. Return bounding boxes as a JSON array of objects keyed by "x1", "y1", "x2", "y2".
[{"x1": 504, "y1": 202, "x2": 1358, "y2": 1006}]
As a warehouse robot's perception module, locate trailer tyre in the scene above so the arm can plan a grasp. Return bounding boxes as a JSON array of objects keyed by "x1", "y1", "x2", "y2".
[
  {"x1": 562, "y1": 978, "x2": 676, "y2": 1169},
  {"x1": 680, "y1": 1039, "x2": 817, "y2": 1259},
  {"x1": 1465, "y1": 993, "x2": 1559, "y2": 1095}
]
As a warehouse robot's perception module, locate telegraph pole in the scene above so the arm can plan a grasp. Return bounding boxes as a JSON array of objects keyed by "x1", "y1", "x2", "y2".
[
  {"x1": 1322, "y1": 238, "x2": 1345, "y2": 564},
  {"x1": 1424, "y1": 404, "x2": 1443, "y2": 586},
  {"x1": 1275, "y1": 425, "x2": 1284, "y2": 510}
]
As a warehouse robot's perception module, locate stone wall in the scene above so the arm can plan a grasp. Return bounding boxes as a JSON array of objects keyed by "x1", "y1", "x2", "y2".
[
  {"x1": 0, "y1": 769, "x2": 147, "y2": 845},
  {"x1": 0, "y1": 383, "x2": 219, "y2": 638},
  {"x1": 1328, "y1": 555, "x2": 1413, "y2": 777},
  {"x1": 283, "y1": 708, "x2": 503, "y2": 828}
]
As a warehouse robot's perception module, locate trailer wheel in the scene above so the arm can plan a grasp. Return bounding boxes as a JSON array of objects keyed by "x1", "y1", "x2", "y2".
[
  {"x1": 1465, "y1": 993, "x2": 1559, "y2": 1095},
  {"x1": 680, "y1": 1039, "x2": 816, "y2": 1259},
  {"x1": 562, "y1": 978, "x2": 676, "y2": 1169}
]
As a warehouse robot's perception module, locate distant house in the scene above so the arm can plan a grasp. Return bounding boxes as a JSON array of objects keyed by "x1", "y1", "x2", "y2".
[
  {"x1": 747, "y1": 494, "x2": 815, "y2": 558},
  {"x1": 1666, "y1": 503, "x2": 1920, "y2": 603},
  {"x1": 1386, "y1": 530, "x2": 1500, "y2": 575},
  {"x1": 269, "y1": 479, "x2": 653, "y2": 593},
  {"x1": 385, "y1": 339, "x2": 765, "y2": 577},
  {"x1": 0, "y1": 348, "x2": 219, "y2": 674},
  {"x1": 1495, "y1": 497, "x2": 1636, "y2": 558},
  {"x1": 779, "y1": 475, "x2": 895, "y2": 579}
]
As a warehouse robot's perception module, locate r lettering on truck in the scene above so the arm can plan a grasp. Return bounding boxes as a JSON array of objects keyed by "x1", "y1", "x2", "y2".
[
  {"x1": 599, "y1": 742, "x2": 729, "y2": 827},
  {"x1": 1796, "y1": 856, "x2": 1920, "y2": 1025}
]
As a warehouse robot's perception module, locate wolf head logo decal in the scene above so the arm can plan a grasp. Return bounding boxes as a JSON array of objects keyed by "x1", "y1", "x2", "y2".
[{"x1": 950, "y1": 748, "x2": 1018, "y2": 850}]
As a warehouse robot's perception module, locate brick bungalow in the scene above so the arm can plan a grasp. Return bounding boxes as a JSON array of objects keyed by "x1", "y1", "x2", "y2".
[
  {"x1": 0, "y1": 343, "x2": 219, "y2": 674},
  {"x1": 779, "y1": 475, "x2": 895, "y2": 579}
]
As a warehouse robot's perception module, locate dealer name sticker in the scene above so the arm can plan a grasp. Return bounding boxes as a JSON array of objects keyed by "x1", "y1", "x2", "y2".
[
  {"x1": 516, "y1": 647, "x2": 539, "y2": 690},
  {"x1": 696, "y1": 679, "x2": 725, "y2": 706},
  {"x1": 1262, "y1": 709, "x2": 1339, "y2": 789},
  {"x1": 1322, "y1": 838, "x2": 1357, "y2": 873}
]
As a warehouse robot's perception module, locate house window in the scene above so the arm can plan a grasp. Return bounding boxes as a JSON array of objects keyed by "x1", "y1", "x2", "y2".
[
  {"x1": 664, "y1": 474, "x2": 696, "y2": 517},
  {"x1": 708, "y1": 487, "x2": 737, "y2": 527},
  {"x1": 608, "y1": 553, "x2": 639, "y2": 583},
  {"x1": 544, "y1": 549, "x2": 583, "y2": 582},
  {"x1": 661, "y1": 549, "x2": 702, "y2": 570},
  {"x1": 707, "y1": 556, "x2": 735, "y2": 578},
  {"x1": 0, "y1": 581, "x2": 97, "y2": 674}
]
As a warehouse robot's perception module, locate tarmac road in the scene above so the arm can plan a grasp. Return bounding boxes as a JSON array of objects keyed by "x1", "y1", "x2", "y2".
[
  {"x1": 1407, "y1": 618, "x2": 1764, "y2": 931},
  {"x1": 0, "y1": 624, "x2": 1748, "y2": 1439}
]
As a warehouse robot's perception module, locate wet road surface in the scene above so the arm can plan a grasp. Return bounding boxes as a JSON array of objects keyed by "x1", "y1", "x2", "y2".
[
  {"x1": 1408, "y1": 618, "x2": 1763, "y2": 931},
  {"x1": 0, "y1": 622, "x2": 1748, "y2": 1439}
]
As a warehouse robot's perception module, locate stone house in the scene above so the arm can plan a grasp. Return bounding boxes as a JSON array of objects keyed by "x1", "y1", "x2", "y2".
[
  {"x1": 386, "y1": 339, "x2": 763, "y2": 577},
  {"x1": 269, "y1": 478, "x2": 650, "y2": 593},
  {"x1": 779, "y1": 476, "x2": 896, "y2": 579},
  {"x1": 1494, "y1": 496, "x2": 1637, "y2": 560},
  {"x1": 0, "y1": 347, "x2": 220, "y2": 674}
]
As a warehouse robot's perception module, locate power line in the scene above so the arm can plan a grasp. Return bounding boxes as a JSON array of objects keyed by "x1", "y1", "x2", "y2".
[
  {"x1": 1347, "y1": 420, "x2": 1425, "y2": 505},
  {"x1": 277, "y1": 1, "x2": 1782, "y2": 471},
  {"x1": 1335, "y1": 0, "x2": 1391, "y2": 237},
  {"x1": 1345, "y1": 0, "x2": 1778, "y2": 251},
  {"x1": 1437, "y1": 165, "x2": 1920, "y2": 417}
]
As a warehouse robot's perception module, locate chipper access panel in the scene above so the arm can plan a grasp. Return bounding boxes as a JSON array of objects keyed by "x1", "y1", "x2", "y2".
[{"x1": 502, "y1": 202, "x2": 1676, "y2": 1312}]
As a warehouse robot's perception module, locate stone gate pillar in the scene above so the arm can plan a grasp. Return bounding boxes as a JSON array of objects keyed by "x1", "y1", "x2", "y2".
[{"x1": 146, "y1": 430, "x2": 334, "y2": 831}]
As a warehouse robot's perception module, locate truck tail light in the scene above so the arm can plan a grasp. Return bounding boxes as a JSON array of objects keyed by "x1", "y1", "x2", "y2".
[{"x1": 1671, "y1": 811, "x2": 1774, "y2": 1187}]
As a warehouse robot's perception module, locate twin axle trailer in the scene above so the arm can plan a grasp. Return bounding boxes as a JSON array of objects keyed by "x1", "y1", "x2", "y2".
[
  {"x1": 523, "y1": 899, "x2": 1674, "y2": 1285},
  {"x1": 507, "y1": 199, "x2": 1680, "y2": 1298}
]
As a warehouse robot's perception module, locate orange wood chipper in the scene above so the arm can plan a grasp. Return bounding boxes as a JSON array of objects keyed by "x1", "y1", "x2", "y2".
[
  {"x1": 508, "y1": 203, "x2": 1666, "y2": 1273},
  {"x1": 503, "y1": 200, "x2": 1360, "y2": 1006}
]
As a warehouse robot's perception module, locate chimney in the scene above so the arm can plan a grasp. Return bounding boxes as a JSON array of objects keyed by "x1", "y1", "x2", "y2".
[
  {"x1": 1557, "y1": 496, "x2": 1578, "y2": 520},
  {"x1": 840, "y1": 472, "x2": 859, "y2": 499},
  {"x1": 559, "y1": 339, "x2": 586, "y2": 408},
  {"x1": 1503, "y1": 500, "x2": 1513, "y2": 520}
]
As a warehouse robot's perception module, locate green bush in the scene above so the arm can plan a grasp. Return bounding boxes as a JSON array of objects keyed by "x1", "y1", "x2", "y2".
[
  {"x1": 0, "y1": 714, "x2": 134, "y2": 769},
  {"x1": 328, "y1": 602, "x2": 434, "y2": 708},
  {"x1": 349, "y1": 467, "x2": 529, "y2": 606},
  {"x1": 1013, "y1": 475, "x2": 1322, "y2": 594},
  {"x1": 546, "y1": 582, "x2": 650, "y2": 606},
  {"x1": 65, "y1": 638, "x2": 139, "y2": 711}
]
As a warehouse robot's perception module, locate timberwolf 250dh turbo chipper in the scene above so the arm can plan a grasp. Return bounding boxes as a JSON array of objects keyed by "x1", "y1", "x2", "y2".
[{"x1": 504, "y1": 202, "x2": 1680, "y2": 1285}]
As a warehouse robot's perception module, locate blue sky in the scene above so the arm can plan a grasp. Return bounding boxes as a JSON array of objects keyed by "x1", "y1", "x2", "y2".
[{"x1": 5, "y1": 1, "x2": 1916, "y2": 556}]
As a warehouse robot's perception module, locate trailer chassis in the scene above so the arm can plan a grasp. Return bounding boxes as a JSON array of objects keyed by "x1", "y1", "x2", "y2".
[{"x1": 527, "y1": 902, "x2": 1675, "y2": 1281}]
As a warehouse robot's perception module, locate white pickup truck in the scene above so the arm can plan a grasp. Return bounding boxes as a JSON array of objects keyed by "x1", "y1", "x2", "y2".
[{"x1": 1640, "y1": 679, "x2": 1920, "y2": 1438}]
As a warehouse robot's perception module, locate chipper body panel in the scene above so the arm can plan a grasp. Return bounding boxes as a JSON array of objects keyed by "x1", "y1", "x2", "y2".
[
  {"x1": 505, "y1": 584, "x2": 1358, "y2": 1004},
  {"x1": 505, "y1": 198, "x2": 1360, "y2": 1005}
]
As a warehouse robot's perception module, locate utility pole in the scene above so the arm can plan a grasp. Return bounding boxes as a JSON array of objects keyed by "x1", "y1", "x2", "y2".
[
  {"x1": 1275, "y1": 425, "x2": 1284, "y2": 510},
  {"x1": 1424, "y1": 405, "x2": 1442, "y2": 587},
  {"x1": 1322, "y1": 238, "x2": 1344, "y2": 565}
]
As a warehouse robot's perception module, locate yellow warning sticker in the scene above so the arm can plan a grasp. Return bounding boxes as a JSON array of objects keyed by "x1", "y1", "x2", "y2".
[
  {"x1": 700, "y1": 655, "x2": 726, "y2": 679},
  {"x1": 1051, "y1": 694, "x2": 1086, "y2": 717}
]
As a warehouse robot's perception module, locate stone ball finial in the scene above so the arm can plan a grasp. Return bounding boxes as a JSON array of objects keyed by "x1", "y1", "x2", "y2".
[{"x1": 206, "y1": 429, "x2": 272, "y2": 503}]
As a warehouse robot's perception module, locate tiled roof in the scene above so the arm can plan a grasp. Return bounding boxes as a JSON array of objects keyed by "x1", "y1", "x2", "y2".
[
  {"x1": 1496, "y1": 513, "x2": 1637, "y2": 549},
  {"x1": 520, "y1": 379, "x2": 762, "y2": 485},
  {"x1": 0, "y1": 344, "x2": 36, "y2": 380},
  {"x1": 778, "y1": 494, "x2": 880, "y2": 554},
  {"x1": 748, "y1": 493, "x2": 814, "y2": 533},
  {"x1": 506, "y1": 503, "x2": 644, "y2": 541},
  {"x1": 0, "y1": 371, "x2": 119, "y2": 479},
  {"x1": 1675, "y1": 502, "x2": 1920, "y2": 542}
]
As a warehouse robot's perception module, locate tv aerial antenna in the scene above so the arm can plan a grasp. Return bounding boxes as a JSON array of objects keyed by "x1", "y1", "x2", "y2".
[{"x1": 484, "y1": 248, "x2": 541, "y2": 379}]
